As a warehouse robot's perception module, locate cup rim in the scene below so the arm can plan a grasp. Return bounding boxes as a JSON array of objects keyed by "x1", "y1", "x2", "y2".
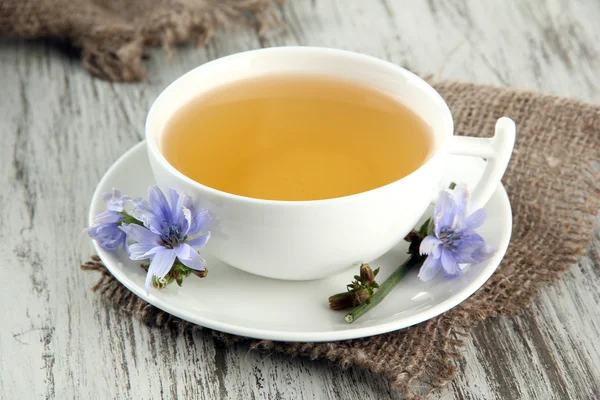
[{"x1": 145, "y1": 46, "x2": 454, "y2": 206}]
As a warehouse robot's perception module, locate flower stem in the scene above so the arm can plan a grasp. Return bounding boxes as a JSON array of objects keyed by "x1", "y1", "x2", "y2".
[
  {"x1": 120, "y1": 212, "x2": 144, "y2": 226},
  {"x1": 344, "y1": 255, "x2": 422, "y2": 324}
]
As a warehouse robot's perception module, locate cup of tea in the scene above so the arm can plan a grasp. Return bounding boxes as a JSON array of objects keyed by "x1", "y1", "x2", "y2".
[{"x1": 145, "y1": 47, "x2": 515, "y2": 280}]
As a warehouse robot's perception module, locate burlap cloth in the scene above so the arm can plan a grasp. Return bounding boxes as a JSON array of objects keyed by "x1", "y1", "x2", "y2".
[
  {"x1": 9, "y1": 0, "x2": 597, "y2": 397},
  {"x1": 0, "y1": 0, "x2": 282, "y2": 81},
  {"x1": 79, "y1": 82, "x2": 600, "y2": 398}
]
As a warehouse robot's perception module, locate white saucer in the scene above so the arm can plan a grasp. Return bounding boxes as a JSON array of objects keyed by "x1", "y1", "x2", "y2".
[{"x1": 89, "y1": 142, "x2": 512, "y2": 342}]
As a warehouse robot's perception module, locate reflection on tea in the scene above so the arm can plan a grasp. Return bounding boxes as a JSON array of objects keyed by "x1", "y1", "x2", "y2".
[{"x1": 161, "y1": 75, "x2": 433, "y2": 201}]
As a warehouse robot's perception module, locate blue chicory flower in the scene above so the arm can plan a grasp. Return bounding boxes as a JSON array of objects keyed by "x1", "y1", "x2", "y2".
[
  {"x1": 418, "y1": 184, "x2": 494, "y2": 281},
  {"x1": 120, "y1": 186, "x2": 211, "y2": 295},
  {"x1": 86, "y1": 189, "x2": 131, "y2": 251}
]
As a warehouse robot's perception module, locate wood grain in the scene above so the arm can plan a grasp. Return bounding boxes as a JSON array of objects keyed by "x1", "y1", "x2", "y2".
[{"x1": 1, "y1": 0, "x2": 599, "y2": 399}]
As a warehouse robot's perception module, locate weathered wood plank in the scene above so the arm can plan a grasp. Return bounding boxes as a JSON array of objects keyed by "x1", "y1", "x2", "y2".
[{"x1": 0, "y1": 0, "x2": 599, "y2": 399}]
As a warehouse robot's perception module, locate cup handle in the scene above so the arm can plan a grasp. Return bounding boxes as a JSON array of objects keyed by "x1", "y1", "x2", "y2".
[{"x1": 447, "y1": 117, "x2": 516, "y2": 211}]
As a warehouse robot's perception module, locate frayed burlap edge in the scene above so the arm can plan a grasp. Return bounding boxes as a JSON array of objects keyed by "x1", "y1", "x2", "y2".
[
  {"x1": 79, "y1": 0, "x2": 284, "y2": 81},
  {"x1": 81, "y1": 81, "x2": 599, "y2": 399}
]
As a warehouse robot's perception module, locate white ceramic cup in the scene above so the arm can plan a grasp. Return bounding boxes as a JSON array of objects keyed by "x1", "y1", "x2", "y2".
[{"x1": 145, "y1": 47, "x2": 515, "y2": 281}]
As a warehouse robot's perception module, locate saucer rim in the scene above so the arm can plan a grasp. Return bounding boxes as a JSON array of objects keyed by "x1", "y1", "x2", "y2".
[{"x1": 90, "y1": 141, "x2": 512, "y2": 342}]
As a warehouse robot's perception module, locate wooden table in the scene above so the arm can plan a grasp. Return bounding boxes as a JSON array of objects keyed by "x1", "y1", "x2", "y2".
[{"x1": 2, "y1": 1, "x2": 599, "y2": 398}]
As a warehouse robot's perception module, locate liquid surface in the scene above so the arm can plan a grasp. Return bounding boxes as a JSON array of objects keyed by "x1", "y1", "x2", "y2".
[{"x1": 161, "y1": 75, "x2": 433, "y2": 201}]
